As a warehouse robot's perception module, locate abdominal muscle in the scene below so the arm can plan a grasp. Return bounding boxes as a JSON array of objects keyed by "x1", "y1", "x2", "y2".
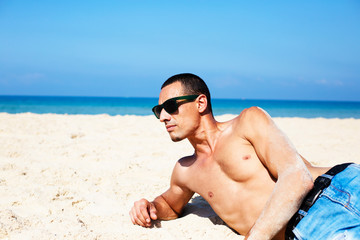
[
  {"x1": 209, "y1": 182, "x2": 275, "y2": 235},
  {"x1": 186, "y1": 156, "x2": 277, "y2": 235}
]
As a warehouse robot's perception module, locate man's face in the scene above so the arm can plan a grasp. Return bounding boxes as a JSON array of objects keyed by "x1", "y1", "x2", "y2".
[{"x1": 158, "y1": 82, "x2": 200, "y2": 142}]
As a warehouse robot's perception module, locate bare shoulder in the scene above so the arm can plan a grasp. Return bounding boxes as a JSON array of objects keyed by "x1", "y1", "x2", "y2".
[
  {"x1": 171, "y1": 155, "x2": 196, "y2": 187},
  {"x1": 239, "y1": 106, "x2": 271, "y2": 121},
  {"x1": 232, "y1": 107, "x2": 273, "y2": 132}
]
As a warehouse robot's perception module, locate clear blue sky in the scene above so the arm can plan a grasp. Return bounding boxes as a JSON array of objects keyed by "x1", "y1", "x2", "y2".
[{"x1": 1, "y1": 1, "x2": 359, "y2": 101}]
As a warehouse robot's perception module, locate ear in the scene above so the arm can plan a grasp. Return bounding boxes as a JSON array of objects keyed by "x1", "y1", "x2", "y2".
[{"x1": 197, "y1": 94, "x2": 208, "y2": 114}]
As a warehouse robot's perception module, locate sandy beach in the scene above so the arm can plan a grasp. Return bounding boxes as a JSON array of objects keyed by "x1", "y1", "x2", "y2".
[{"x1": 1, "y1": 113, "x2": 360, "y2": 240}]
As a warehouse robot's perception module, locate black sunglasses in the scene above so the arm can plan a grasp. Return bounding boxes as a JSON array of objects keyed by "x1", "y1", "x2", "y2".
[{"x1": 152, "y1": 95, "x2": 199, "y2": 119}]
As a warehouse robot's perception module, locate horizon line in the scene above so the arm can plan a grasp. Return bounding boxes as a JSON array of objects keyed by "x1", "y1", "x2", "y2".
[{"x1": 1, "y1": 94, "x2": 360, "y2": 103}]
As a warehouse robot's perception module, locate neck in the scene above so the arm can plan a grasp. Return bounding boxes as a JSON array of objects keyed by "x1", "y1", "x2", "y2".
[{"x1": 187, "y1": 113, "x2": 220, "y2": 157}]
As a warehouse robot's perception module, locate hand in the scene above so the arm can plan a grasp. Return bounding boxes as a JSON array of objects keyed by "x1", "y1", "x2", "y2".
[{"x1": 129, "y1": 198, "x2": 158, "y2": 227}]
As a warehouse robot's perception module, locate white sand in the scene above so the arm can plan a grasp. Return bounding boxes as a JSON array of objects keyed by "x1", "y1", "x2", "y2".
[{"x1": 1, "y1": 113, "x2": 359, "y2": 239}]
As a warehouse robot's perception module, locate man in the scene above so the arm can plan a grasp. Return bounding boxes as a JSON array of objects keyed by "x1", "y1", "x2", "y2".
[{"x1": 129, "y1": 73, "x2": 360, "y2": 239}]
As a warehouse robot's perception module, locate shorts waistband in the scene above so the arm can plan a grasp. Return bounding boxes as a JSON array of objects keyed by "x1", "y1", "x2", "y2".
[{"x1": 285, "y1": 162, "x2": 353, "y2": 240}]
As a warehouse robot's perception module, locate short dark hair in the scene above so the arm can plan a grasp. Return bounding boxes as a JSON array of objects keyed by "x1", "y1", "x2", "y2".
[{"x1": 161, "y1": 73, "x2": 212, "y2": 114}]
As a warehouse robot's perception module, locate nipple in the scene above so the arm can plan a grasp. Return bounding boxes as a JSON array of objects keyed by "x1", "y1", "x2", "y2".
[
  {"x1": 242, "y1": 155, "x2": 251, "y2": 160},
  {"x1": 208, "y1": 191, "x2": 214, "y2": 198}
]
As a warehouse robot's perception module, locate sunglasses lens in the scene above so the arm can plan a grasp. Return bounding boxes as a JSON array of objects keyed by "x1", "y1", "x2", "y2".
[
  {"x1": 164, "y1": 100, "x2": 178, "y2": 114},
  {"x1": 152, "y1": 106, "x2": 162, "y2": 119}
]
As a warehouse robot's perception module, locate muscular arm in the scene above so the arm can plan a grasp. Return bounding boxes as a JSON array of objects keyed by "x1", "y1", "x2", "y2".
[
  {"x1": 241, "y1": 107, "x2": 314, "y2": 240},
  {"x1": 130, "y1": 159, "x2": 194, "y2": 226}
]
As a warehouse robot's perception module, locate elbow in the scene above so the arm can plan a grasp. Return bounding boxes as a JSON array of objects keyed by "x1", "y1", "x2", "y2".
[
  {"x1": 282, "y1": 168, "x2": 314, "y2": 195},
  {"x1": 304, "y1": 174, "x2": 314, "y2": 193},
  {"x1": 297, "y1": 170, "x2": 314, "y2": 196}
]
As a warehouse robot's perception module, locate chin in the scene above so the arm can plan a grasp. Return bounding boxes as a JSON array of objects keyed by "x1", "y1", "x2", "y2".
[
  {"x1": 170, "y1": 136, "x2": 183, "y2": 142},
  {"x1": 169, "y1": 133, "x2": 185, "y2": 142}
]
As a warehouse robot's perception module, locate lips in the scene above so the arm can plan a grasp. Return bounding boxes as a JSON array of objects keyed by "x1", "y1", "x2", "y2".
[{"x1": 166, "y1": 124, "x2": 176, "y2": 132}]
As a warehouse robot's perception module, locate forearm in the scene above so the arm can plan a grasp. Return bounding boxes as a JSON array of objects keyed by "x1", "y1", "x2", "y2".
[
  {"x1": 152, "y1": 195, "x2": 180, "y2": 220},
  {"x1": 246, "y1": 171, "x2": 313, "y2": 240}
]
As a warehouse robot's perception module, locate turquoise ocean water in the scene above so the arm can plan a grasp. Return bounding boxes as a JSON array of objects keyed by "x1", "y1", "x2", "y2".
[{"x1": 1, "y1": 96, "x2": 360, "y2": 119}]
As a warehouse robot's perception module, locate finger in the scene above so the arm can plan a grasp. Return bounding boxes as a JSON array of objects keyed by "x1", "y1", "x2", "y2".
[
  {"x1": 133, "y1": 206, "x2": 147, "y2": 227},
  {"x1": 129, "y1": 210, "x2": 134, "y2": 224},
  {"x1": 129, "y1": 210, "x2": 136, "y2": 225},
  {"x1": 135, "y1": 205, "x2": 150, "y2": 226},
  {"x1": 139, "y1": 204, "x2": 152, "y2": 225},
  {"x1": 134, "y1": 214, "x2": 146, "y2": 227},
  {"x1": 131, "y1": 206, "x2": 146, "y2": 227},
  {"x1": 149, "y1": 203, "x2": 158, "y2": 220}
]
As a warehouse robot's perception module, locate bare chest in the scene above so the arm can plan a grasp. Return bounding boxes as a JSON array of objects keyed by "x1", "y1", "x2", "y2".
[
  {"x1": 186, "y1": 138, "x2": 276, "y2": 234},
  {"x1": 189, "y1": 145, "x2": 274, "y2": 203}
]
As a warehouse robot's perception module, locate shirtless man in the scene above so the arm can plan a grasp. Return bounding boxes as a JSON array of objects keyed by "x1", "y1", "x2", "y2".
[{"x1": 129, "y1": 73, "x2": 360, "y2": 239}]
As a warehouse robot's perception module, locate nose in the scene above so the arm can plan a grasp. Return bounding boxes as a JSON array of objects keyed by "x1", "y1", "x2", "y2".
[{"x1": 159, "y1": 108, "x2": 171, "y2": 122}]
